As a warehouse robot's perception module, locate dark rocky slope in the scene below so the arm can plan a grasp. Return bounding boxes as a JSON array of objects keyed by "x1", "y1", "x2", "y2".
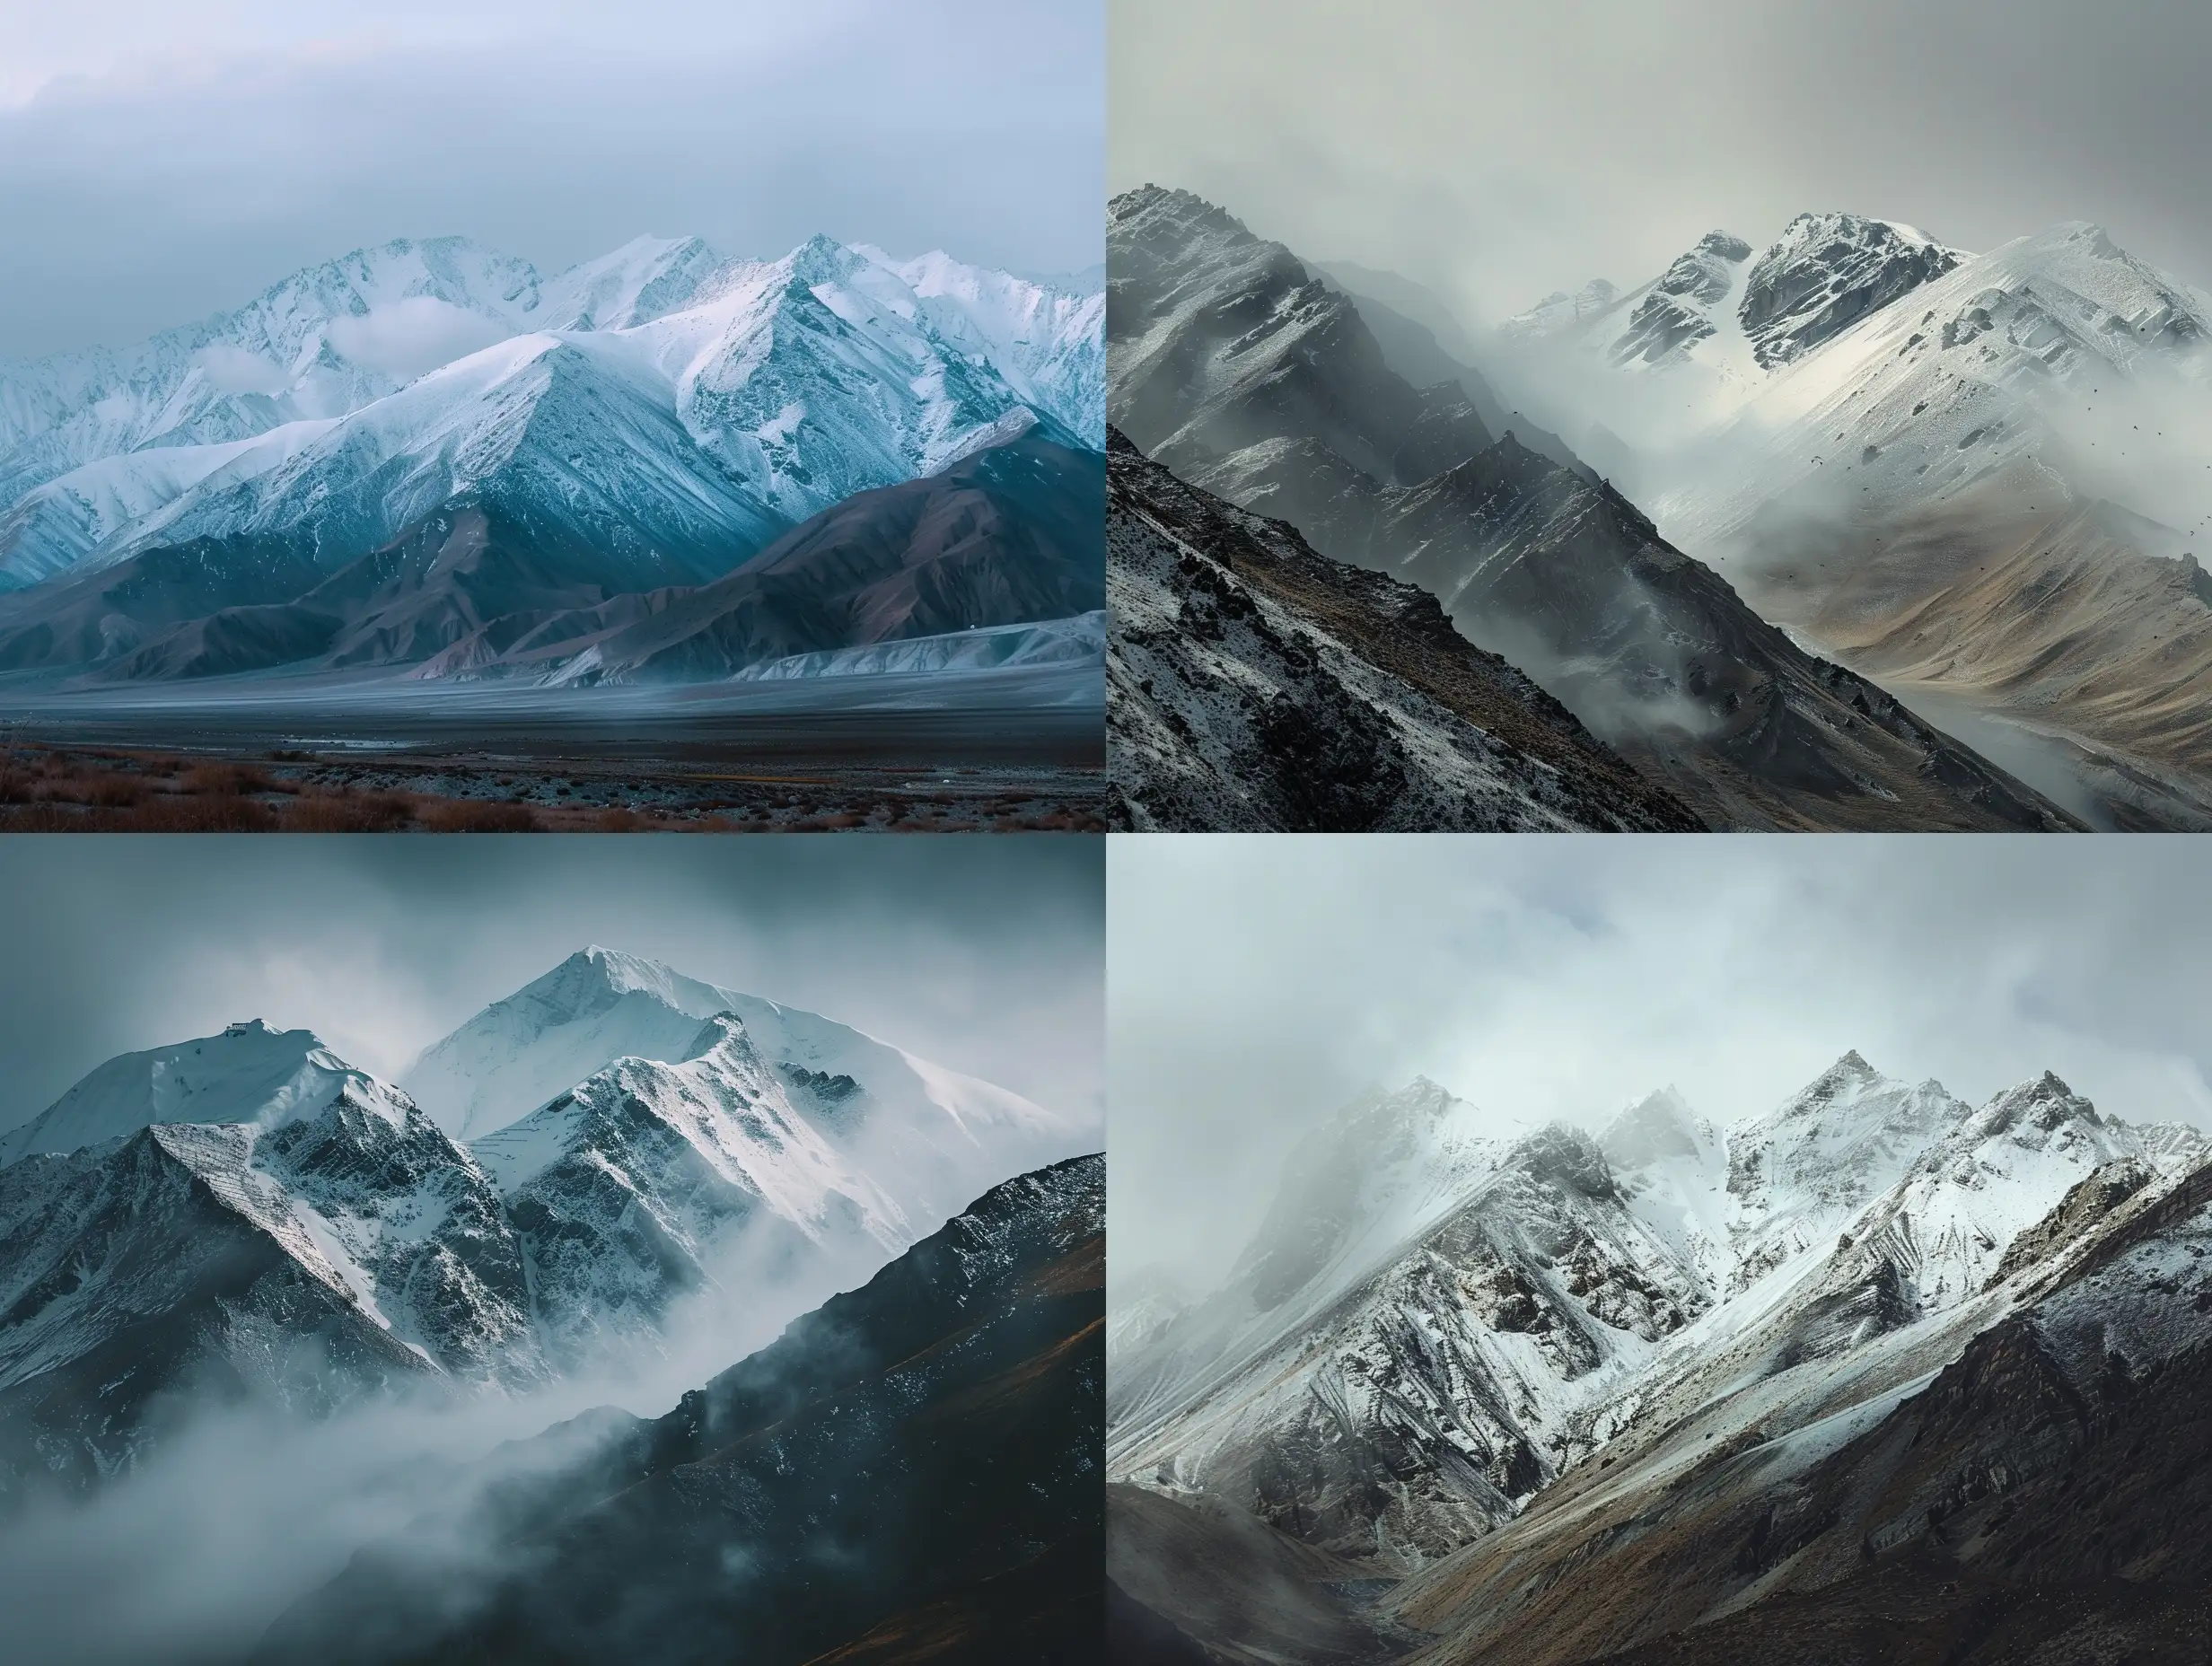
[
  {"x1": 1106, "y1": 429, "x2": 1702, "y2": 831},
  {"x1": 257, "y1": 1155, "x2": 1106, "y2": 1666},
  {"x1": 0, "y1": 435, "x2": 1100, "y2": 687}
]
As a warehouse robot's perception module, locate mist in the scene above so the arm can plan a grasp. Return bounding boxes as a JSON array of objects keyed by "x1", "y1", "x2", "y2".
[
  {"x1": 1110, "y1": 835, "x2": 2212, "y2": 1294},
  {"x1": 0, "y1": 837, "x2": 1104, "y2": 1137},
  {"x1": 0, "y1": 1214, "x2": 887, "y2": 1663},
  {"x1": 0, "y1": 0, "x2": 1103, "y2": 360},
  {"x1": 1111, "y1": 0, "x2": 2212, "y2": 338}
]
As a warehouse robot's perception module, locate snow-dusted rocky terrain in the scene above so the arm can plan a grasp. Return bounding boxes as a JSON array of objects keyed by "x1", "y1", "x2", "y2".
[
  {"x1": 1109, "y1": 1052, "x2": 2209, "y2": 1577},
  {"x1": 1494, "y1": 214, "x2": 2212, "y2": 824},
  {"x1": 1106, "y1": 186, "x2": 2073, "y2": 831},
  {"x1": 0, "y1": 948, "x2": 1084, "y2": 1487},
  {"x1": 1104, "y1": 428, "x2": 1700, "y2": 830},
  {"x1": 0, "y1": 232, "x2": 1103, "y2": 688}
]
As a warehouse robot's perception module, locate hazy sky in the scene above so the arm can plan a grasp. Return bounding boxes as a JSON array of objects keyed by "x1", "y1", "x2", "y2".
[
  {"x1": 1111, "y1": 835, "x2": 2212, "y2": 1291},
  {"x1": 0, "y1": 0, "x2": 1102, "y2": 359},
  {"x1": 1110, "y1": 0, "x2": 2212, "y2": 331},
  {"x1": 0, "y1": 837, "x2": 1103, "y2": 1136}
]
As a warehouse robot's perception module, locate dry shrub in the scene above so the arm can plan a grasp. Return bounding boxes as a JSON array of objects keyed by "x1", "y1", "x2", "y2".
[
  {"x1": 282, "y1": 792, "x2": 416, "y2": 833},
  {"x1": 127, "y1": 796, "x2": 278, "y2": 832},
  {"x1": 180, "y1": 762, "x2": 276, "y2": 796},
  {"x1": 417, "y1": 800, "x2": 538, "y2": 833},
  {"x1": 592, "y1": 807, "x2": 644, "y2": 832},
  {"x1": 0, "y1": 803, "x2": 79, "y2": 830},
  {"x1": 81, "y1": 774, "x2": 147, "y2": 808}
]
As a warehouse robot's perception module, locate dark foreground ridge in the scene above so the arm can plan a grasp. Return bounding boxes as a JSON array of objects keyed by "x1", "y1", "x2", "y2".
[
  {"x1": 1106, "y1": 427, "x2": 1702, "y2": 831},
  {"x1": 258, "y1": 1154, "x2": 1106, "y2": 1666}
]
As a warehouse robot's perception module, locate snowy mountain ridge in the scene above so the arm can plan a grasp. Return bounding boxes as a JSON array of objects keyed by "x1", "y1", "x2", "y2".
[
  {"x1": 0, "y1": 232, "x2": 1104, "y2": 593},
  {"x1": 0, "y1": 948, "x2": 1087, "y2": 1485},
  {"x1": 1108, "y1": 1051, "x2": 2208, "y2": 1568}
]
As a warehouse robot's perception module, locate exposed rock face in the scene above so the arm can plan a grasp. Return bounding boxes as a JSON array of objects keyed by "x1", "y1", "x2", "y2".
[
  {"x1": 410, "y1": 434, "x2": 1106, "y2": 685},
  {"x1": 1612, "y1": 232, "x2": 1756, "y2": 366},
  {"x1": 259, "y1": 1156, "x2": 1107, "y2": 1666},
  {"x1": 1738, "y1": 212, "x2": 1964, "y2": 369},
  {"x1": 1105, "y1": 429, "x2": 1702, "y2": 831},
  {"x1": 0, "y1": 1084, "x2": 535, "y2": 1488},
  {"x1": 0, "y1": 433, "x2": 1101, "y2": 686}
]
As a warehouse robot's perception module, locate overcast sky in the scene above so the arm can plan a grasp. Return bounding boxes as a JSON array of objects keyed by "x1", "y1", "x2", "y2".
[
  {"x1": 0, "y1": 837, "x2": 1102, "y2": 1137},
  {"x1": 1112, "y1": 835, "x2": 2212, "y2": 1292},
  {"x1": 1110, "y1": 0, "x2": 2212, "y2": 331},
  {"x1": 0, "y1": 0, "x2": 1102, "y2": 360}
]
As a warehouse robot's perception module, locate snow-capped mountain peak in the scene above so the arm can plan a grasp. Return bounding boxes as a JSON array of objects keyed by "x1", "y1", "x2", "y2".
[
  {"x1": 1500, "y1": 278, "x2": 1621, "y2": 342},
  {"x1": 1738, "y1": 211, "x2": 1965, "y2": 368},
  {"x1": 1606, "y1": 232, "x2": 1754, "y2": 367},
  {"x1": 0, "y1": 1021, "x2": 412, "y2": 1167},
  {"x1": 1725, "y1": 1052, "x2": 1970, "y2": 1289},
  {"x1": 1491, "y1": 213, "x2": 1971, "y2": 464},
  {"x1": 537, "y1": 233, "x2": 724, "y2": 331},
  {"x1": 1110, "y1": 1048, "x2": 2212, "y2": 1579},
  {"x1": 468, "y1": 1004, "x2": 897, "y2": 1236}
]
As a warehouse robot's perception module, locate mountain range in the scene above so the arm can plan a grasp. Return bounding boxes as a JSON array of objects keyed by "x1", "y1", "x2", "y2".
[
  {"x1": 0, "y1": 946, "x2": 1083, "y2": 1491},
  {"x1": 1105, "y1": 187, "x2": 2076, "y2": 832},
  {"x1": 0, "y1": 233, "x2": 1104, "y2": 689},
  {"x1": 1108, "y1": 1054, "x2": 2212, "y2": 1662},
  {"x1": 1493, "y1": 211, "x2": 2212, "y2": 828}
]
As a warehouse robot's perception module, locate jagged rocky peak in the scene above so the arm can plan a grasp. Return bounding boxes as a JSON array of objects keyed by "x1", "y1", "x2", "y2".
[
  {"x1": 1739, "y1": 210, "x2": 1966, "y2": 368},
  {"x1": 1979, "y1": 1069, "x2": 2102, "y2": 1134},
  {"x1": 1733, "y1": 1049, "x2": 1962, "y2": 1160},
  {"x1": 1663, "y1": 232, "x2": 1749, "y2": 295},
  {"x1": 1723, "y1": 1053, "x2": 1971, "y2": 1288},
  {"x1": 1814, "y1": 1046, "x2": 1877, "y2": 1092},
  {"x1": 1601, "y1": 1086, "x2": 1712, "y2": 1171},
  {"x1": 1105, "y1": 182, "x2": 1330, "y2": 324},
  {"x1": 1109, "y1": 182, "x2": 1255, "y2": 246},
  {"x1": 1613, "y1": 231, "x2": 1756, "y2": 366},
  {"x1": 1324, "y1": 1074, "x2": 1487, "y2": 1169},
  {"x1": 1505, "y1": 1121, "x2": 1620, "y2": 1200}
]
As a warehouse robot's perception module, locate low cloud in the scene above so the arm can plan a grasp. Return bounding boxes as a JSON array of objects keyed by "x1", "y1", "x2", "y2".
[
  {"x1": 191, "y1": 342, "x2": 292, "y2": 395},
  {"x1": 1110, "y1": 836, "x2": 2212, "y2": 1293},
  {"x1": 325, "y1": 299, "x2": 514, "y2": 383}
]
